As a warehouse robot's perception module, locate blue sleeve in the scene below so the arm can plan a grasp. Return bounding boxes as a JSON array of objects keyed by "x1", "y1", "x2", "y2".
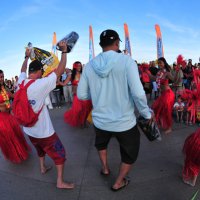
[
  {"x1": 126, "y1": 59, "x2": 151, "y2": 119},
  {"x1": 77, "y1": 67, "x2": 90, "y2": 100}
]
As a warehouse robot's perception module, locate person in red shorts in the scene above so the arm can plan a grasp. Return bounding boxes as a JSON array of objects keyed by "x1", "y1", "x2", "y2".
[{"x1": 17, "y1": 41, "x2": 74, "y2": 189}]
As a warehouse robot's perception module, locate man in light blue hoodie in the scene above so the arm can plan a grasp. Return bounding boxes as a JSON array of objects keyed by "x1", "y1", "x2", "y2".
[{"x1": 77, "y1": 29, "x2": 152, "y2": 191}]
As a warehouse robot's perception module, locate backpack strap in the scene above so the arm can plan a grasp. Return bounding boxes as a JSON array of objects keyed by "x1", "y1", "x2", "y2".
[
  {"x1": 37, "y1": 106, "x2": 43, "y2": 115},
  {"x1": 20, "y1": 79, "x2": 43, "y2": 114},
  {"x1": 20, "y1": 79, "x2": 35, "y2": 90}
]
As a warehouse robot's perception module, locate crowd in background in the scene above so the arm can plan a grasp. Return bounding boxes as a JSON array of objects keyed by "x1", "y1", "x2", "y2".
[
  {"x1": 3, "y1": 56, "x2": 200, "y2": 127},
  {"x1": 139, "y1": 58, "x2": 200, "y2": 126}
]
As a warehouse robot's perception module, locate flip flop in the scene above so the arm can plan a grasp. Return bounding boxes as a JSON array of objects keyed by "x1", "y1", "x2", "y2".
[
  {"x1": 41, "y1": 166, "x2": 52, "y2": 174},
  {"x1": 100, "y1": 169, "x2": 110, "y2": 176},
  {"x1": 111, "y1": 178, "x2": 130, "y2": 192}
]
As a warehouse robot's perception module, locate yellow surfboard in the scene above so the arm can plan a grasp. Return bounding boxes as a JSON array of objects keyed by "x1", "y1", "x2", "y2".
[{"x1": 29, "y1": 47, "x2": 59, "y2": 77}]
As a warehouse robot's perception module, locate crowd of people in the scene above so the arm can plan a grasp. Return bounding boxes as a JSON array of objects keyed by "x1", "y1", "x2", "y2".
[
  {"x1": 5, "y1": 53, "x2": 200, "y2": 127},
  {"x1": 139, "y1": 56, "x2": 200, "y2": 126},
  {"x1": 0, "y1": 29, "x2": 199, "y2": 191}
]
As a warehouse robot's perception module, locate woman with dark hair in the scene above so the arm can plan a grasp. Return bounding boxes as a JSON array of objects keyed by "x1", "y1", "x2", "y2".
[
  {"x1": 71, "y1": 61, "x2": 82, "y2": 95},
  {"x1": 0, "y1": 70, "x2": 30, "y2": 163},
  {"x1": 6, "y1": 79, "x2": 14, "y2": 93},
  {"x1": 140, "y1": 63, "x2": 152, "y2": 97},
  {"x1": 152, "y1": 57, "x2": 175, "y2": 134},
  {"x1": 64, "y1": 62, "x2": 92, "y2": 127}
]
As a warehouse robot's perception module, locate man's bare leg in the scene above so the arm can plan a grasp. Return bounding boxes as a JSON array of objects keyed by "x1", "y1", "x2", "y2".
[
  {"x1": 39, "y1": 156, "x2": 52, "y2": 174},
  {"x1": 98, "y1": 149, "x2": 110, "y2": 174},
  {"x1": 56, "y1": 164, "x2": 75, "y2": 189},
  {"x1": 112, "y1": 162, "x2": 132, "y2": 189}
]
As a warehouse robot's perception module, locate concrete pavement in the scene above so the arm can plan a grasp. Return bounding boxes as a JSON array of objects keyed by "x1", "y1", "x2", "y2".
[{"x1": 0, "y1": 105, "x2": 199, "y2": 200}]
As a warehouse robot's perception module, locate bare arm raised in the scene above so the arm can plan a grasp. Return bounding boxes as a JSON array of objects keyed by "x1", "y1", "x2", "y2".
[
  {"x1": 54, "y1": 41, "x2": 68, "y2": 78},
  {"x1": 21, "y1": 48, "x2": 31, "y2": 73}
]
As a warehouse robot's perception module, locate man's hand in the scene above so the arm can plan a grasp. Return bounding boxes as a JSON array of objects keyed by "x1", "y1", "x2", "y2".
[
  {"x1": 25, "y1": 48, "x2": 31, "y2": 58},
  {"x1": 147, "y1": 112, "x2": 155, "y2": 125},
  {"x1": 58, "y1": 41, "x2": 67, "y2": 53}
]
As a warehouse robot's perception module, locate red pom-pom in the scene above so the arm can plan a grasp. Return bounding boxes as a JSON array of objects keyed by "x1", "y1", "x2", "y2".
[
  {"x1": 177, "y1": 55, "x2": 187, "y2": 67},
  {"x1": 177, "y1": 55, "x2": 184, "y2": 65}
]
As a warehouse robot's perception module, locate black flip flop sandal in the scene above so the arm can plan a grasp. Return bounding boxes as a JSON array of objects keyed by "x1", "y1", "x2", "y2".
[{"x1": 111, "y1": 178, "x2": 130, "y2": 192}]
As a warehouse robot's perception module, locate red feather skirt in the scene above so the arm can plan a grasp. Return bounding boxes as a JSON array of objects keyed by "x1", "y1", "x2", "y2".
[
  {"x1": 0, "y1": 112, "x2": 30, "y2": 163},
  {"x1": 182, "y1": 129, "x2": 200, "y2": 179},
  {"x1": 64, "y1": 95, "x2": 92, "y2": 127},
  {"x1": 152, "y1": 88, "x2": 175, "y2": 129}
]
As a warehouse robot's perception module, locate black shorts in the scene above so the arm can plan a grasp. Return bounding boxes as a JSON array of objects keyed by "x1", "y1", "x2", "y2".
[{"x1": 94, "y1": 125, "x2": 140, "y2": 164}]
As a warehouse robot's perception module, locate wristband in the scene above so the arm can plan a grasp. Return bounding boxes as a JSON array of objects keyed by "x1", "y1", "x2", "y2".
[
  {"x1": 62, "y1": 51, "x2": 67, "y2": 54},
  {"x1": 24, "y1": 56, "x2": 29, "y2": 59}
]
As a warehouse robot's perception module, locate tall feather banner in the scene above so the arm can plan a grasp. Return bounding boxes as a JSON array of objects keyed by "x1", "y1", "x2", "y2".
[
  {"x1": 124, "y1": 23, "x2": 132, "y2": 57},
  {"x1": 52, "y1": 32, "x2": 58, "y2": 57},
  {"x1": 155, "y1": 24, "x2": 164, "y2": 59},
  {"x1": 89, "y1": 25, "x2": 95, "y2": 61}
]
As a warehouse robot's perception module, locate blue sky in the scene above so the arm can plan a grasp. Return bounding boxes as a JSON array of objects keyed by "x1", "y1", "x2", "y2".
[{"x1": 0, "y1": 0, "x2": 200, "y2": 79}]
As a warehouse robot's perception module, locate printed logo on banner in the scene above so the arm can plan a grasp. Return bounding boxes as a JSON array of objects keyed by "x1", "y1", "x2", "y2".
[
  {"x1": 89, "y1": 40, "x2": 94, "y2": 61},
  {"x1": 157, "y1": 38, "x2": 163, "y2": 58},
  {"x1": 125, "y1": 37, "x2": 131, "y2": 55}
]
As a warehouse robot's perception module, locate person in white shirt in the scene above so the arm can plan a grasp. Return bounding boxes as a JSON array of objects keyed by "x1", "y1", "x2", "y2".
[
  {"x1": 18, "y1": 41, "x2": 74, "y2": 189},
  {"x1": 13, "y1": 75, "x2": 19, "y2": 93},
  {"x1": 173, "y1": 95, "x2": 185, "y2": 123},
  {"x1": 59, "y1": 68, "x2": 73, "y2": 104}
]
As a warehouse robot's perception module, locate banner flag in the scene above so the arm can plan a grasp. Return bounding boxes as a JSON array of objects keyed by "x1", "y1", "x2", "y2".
[
  {"x1": 89, "y1": 25, "x2": 95, "y2": 61},
  {"x1": 124, "y1": 23, "x2": 132, "y2": 57},
  {"x1": 52, "y1": 32, "x2": 58, "y2": 57},
  {"x1": 155, "y1": 24, "x2": 164, "y2": 59}
]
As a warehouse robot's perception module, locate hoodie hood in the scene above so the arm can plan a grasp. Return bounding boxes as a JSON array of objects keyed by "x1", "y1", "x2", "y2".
[{"x1": 91, "y1": 50, "x2": 118, "y2": 78}]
